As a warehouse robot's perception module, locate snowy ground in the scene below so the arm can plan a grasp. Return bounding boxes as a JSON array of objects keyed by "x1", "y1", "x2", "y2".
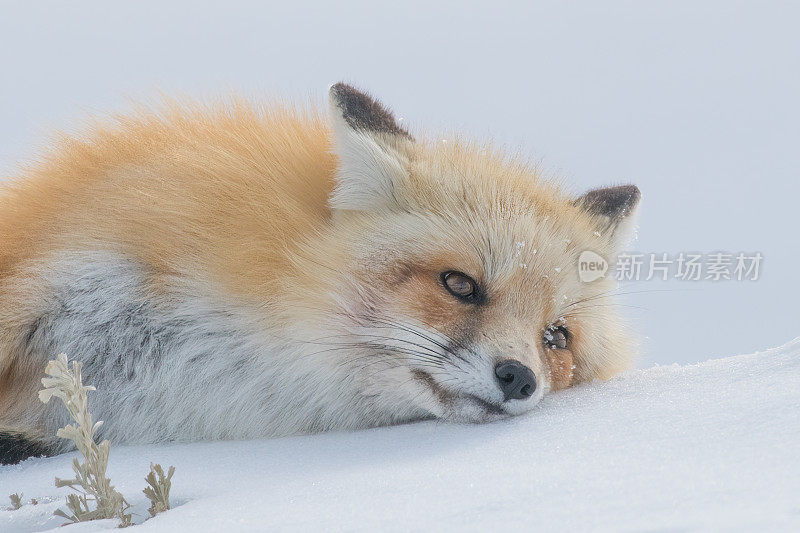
[{"x1": 2, "y1": 338, "x2": 798, "y2": 532}]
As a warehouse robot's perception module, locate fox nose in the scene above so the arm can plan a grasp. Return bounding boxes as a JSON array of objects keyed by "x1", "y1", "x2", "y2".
[{"x1": 494, "y1": 360, "x2": 537, "y2": 401}]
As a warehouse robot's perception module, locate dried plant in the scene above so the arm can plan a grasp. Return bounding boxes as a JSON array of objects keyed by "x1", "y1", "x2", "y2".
[
  {"x1": 143, "y1": 463, "x2": 175, "y2": 517},
  {"x1": 7, "y1": 493, "x2": 22, "y2": 511},
  {"x1": 6, "y1": 494, "x2": 40, "y2": 510},
  {"x1": 39, "y1": 354, "x2": 132, "y2": 527}
]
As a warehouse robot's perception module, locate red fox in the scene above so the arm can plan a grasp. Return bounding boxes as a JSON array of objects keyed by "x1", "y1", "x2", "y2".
[{"x1": 0, "y1": 84, "x2": 639, "y2": 463}]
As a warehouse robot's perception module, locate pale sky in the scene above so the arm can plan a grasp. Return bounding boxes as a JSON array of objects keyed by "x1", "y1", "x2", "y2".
[{"x1": 1, "y1": 0, "x2": 798, "y2": 365}]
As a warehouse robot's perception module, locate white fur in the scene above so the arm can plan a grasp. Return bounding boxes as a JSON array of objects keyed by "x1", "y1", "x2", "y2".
[
  {"x1": 23, "y1": 247, "x2": 547, "y2": 450},
  {"x1": 327, "y1": 100, "x2": 410, "y2": 211},
  {"x1": 3, "y1": 88, "x2": 637, "y2": 451},
  {"x1": 26, "y1": 252, "x2": 431, "y2": 450}
]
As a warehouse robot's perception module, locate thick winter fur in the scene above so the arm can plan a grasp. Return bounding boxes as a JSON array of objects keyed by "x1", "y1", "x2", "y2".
[{"x1": 0, "y1": 84, "x2": 640, "y2": 463}]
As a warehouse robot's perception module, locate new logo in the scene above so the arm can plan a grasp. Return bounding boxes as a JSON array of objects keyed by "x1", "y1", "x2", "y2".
[{"x1": 578, "y1": 251, "x2": 608, "y2": 283}]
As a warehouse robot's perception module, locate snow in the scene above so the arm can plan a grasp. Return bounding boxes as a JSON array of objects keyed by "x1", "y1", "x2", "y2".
[{"x1": 3, "y1": 338, "x2": 799, "y2": 532}]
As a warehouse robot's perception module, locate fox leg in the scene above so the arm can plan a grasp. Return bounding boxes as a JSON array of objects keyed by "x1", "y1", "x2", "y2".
[
  {"x1": 0, "y1": 269, "x2": 56, "y2": 464},
  {"x1": 0, "y1": 339, "x2": 54, "y2": 464},
  {"x1": 0, "y1": 430, "x2": 52, "y2": 465}
]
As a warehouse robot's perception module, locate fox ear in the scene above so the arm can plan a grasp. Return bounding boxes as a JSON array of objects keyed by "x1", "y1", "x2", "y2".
[
  {"x1": 328, "y1": 83, "x2": 413, "y2": 210},
  {"x1": 575, "y1": 184, "x2": 641, "y2": 246}
]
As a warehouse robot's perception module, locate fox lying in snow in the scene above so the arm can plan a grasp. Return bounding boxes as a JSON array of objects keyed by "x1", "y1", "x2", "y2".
[{"x1": 0, "y1": 84, "x2": 640, "y2": 464}]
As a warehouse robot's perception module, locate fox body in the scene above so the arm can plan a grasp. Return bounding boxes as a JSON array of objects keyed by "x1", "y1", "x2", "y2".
[{"x1": 0, "y1": 84, "x2": 640, "y2": 462}]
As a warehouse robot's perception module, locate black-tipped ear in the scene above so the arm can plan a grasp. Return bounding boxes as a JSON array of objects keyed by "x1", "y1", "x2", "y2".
[
  {"x1": 327, "y1": 83, "x2": 413, "y2": 211},
  {"x1": 575, "y1": 184, "x2": 640, "y2": 221},
  {"x1": 329, "y1": 82, "x2": 412, "y2": 140},
  {"x1": 575, "y1": 184, "x2": 641, "y2": 240}
]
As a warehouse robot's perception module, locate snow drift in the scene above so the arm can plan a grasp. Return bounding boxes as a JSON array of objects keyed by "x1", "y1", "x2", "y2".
[{"x1": 2, "y1": 338, "x2": 799, "y2": 532}]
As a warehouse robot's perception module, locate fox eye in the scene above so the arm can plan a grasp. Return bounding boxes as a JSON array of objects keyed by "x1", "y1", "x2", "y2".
[
  {"x1": 544, "y1": 325, "x2": 569, "y2": 350},
  {"x1": 441, "y1": 271, "x2": 478, "y2": 301}
]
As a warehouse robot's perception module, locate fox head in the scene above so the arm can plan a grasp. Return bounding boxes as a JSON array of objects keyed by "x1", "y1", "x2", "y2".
[{"x1": 293, "y1": 83, "x2": 640, "y2": 424}]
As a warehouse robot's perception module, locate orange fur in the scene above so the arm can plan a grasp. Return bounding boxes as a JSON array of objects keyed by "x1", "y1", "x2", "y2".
[
  {"x1": 0, "y1": 91, "x2": 637, "y2": 444},
  {"x1": 0, "y1": 100, "x2": 338, "y2": 420},
  {"x1": 1, "y1": 100, "x2": 335, "y2": 296}
]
